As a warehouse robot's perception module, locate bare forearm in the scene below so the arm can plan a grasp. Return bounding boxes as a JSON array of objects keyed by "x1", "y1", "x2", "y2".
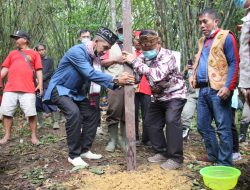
[
  {"x1": 36, "y1": 69, "x2": 43, "y2": 86},
  {"x1": 1, "y1": 67, "x2": 8, "y2": 79}
]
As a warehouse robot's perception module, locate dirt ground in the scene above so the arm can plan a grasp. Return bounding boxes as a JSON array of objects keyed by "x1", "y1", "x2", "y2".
[{"x1": 0, "y1": 112, "x2": 249, "y2": 190}]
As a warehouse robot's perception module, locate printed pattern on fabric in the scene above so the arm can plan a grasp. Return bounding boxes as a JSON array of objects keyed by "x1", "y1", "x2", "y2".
[{"x1": 133, "y1": 48, "x2": 187, "y2": 101}]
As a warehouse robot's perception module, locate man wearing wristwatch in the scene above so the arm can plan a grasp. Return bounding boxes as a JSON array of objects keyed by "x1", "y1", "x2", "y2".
[{"x1": 43, "y1": 27, "x2": 134, "y2": 167}]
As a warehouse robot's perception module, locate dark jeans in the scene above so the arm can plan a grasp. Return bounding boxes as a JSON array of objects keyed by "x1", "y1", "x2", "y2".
[
  {"x1": 51, "y1": 88, "x2": 99, "y2": 159},
  {"x1": 197, "y1": 87, "x2": 233, "y2": 166},
  {"x1": 135, "y1": 93, "x2": 151, "y2": 142},
  {"x1": 145, "y1": 98, "x2": 186, "y2": 163},
  {"x1": 231, "y1": 108, "x2": 239, "y2": 153}
]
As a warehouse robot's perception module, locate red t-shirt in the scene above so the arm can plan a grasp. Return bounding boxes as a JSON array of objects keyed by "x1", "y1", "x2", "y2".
[{"x1": 2, "y1": 49, "x2": 42, "y2": 93}]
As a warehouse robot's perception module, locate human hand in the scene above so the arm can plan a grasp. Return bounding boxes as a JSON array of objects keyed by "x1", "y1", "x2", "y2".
[
  {"x1": 217, "y1": 87, "x2": 231, "y2": 100},
  {"x1": 122, "y1": 51, "x2": 136, "y2": 64},
  {"x1": 242, "y1": 88, "x2": 250, "y2": 107},
  {"x1": 113, "y1": 56, "x2": 124, "y2": 64},
  {"x1": 189, "y1": 77, "x2": 195, "y2": 88},
  {"x1": 35, "y1": 83, "x2": 43, "y2": 96},
  {"x1": 117, "y1": 72, "x2": 135, "y2": 85}
]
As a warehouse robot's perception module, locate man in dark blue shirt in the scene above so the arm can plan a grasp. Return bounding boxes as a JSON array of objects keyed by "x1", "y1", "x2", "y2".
[{"x1": 44, "y1": 27, "x2": 135, "y2": 167}]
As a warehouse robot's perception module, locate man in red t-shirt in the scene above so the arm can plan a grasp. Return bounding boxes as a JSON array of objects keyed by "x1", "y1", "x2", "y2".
[
  {"x1": 0, "y1": 30, "x2": 43, "y2": 145},
  {"x1": 133, "y1": 30, "x2": 152, "y2": 145}
]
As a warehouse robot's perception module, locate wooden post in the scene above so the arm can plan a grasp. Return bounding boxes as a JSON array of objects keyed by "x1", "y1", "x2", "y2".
[
  {"x1": 122, "y1": 0, "x2": 136, "y2": 171},
  {"x1": 110, "y1": 0, "x2": 116, "y2": 31}
]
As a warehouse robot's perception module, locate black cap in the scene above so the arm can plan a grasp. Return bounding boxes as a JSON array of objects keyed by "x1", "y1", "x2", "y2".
[
  {"x1": 96, "y1": 27, "x2": 118, "y2": 46},
  {"x1": 116, "y1": 22, "x2": 123, "y2": 30},
  {"x1": 10, "y1": 30, "x2": 30, "y2": 41}
]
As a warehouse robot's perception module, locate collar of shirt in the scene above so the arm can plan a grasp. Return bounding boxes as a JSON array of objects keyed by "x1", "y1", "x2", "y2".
[{"x1": 204, "y1": 29, "x2": 221, "y2": 48}]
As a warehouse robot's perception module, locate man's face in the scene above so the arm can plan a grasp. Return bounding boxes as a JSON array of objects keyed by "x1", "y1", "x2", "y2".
[
  {"x1": 199, "y1": 13, "x2": 219, "y2": 37},
  {"x1": 95, "y1": 40, "x2": 111, "y2": 56},
  {"x1": 14, "y1": 37, "x2": 28, "y2": 48},
  {"x1": 79, "y1": 31, "x2": 91, "y2": 41},
  {"x1": 37, "y1": 45, "x2": 46, "y2": 58}
]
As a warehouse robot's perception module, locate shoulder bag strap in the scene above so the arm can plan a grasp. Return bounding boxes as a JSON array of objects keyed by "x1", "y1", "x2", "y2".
[{"x1": 18, "y1": 50, "x2": 38, "y2": 86}]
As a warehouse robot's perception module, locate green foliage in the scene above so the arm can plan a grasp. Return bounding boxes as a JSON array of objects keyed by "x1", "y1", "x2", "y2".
[
  {"x1": 0, "y1": 0, "x2": 245, "y2": 69},
  {"x1": 23, "y1": 168, "x2": 45, "y2": 185}
]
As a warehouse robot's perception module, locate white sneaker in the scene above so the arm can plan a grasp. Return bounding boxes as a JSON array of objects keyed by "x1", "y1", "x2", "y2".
[
  {"x1": 232, "y1": 152, "x2": 242, "y2": 161},
  {"x1": 81, "y1": 151, "x2": 102, "y2": 160},
  {"x1": 96, "y1": 127, "x2": 104, "y2": 136},
  {"x1": 68, "y1": 157, "x2": 89, "y2": 167}
]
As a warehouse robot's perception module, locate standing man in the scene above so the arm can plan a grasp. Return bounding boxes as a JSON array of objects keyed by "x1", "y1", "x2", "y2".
[
  {"x1": 43, "y1": 27, "x2": 134, "y2": 167},
  {"x1": 0, "y1": 30, "x2": 43, "y2": 145},
  {"x1": 234, "y1": 0, "x2": 250, "y2": 106},
  {"x1": 133, "y1": 30, "x2": 151, "y2": 144},
  {"x1": 190, "y1": 8, "x2": 239, "y2": 166},
  {"x1": 34, "y1": 43, "x2": 59, "y2": 129},
  {"x1": 234, "y1": 0, "x2": 250, "y2": 142},
  {"x1": 78, "y1": 29, "x2": 91, "y2": 44},
  {"x1": 101, "y1": 23, "x2": 126, "y2": 152},
  {"x1": 181, "y1": 60, "x2": 198, "y2": 140},
  {"x1": 123, "y1": 30, "x2": 187, "y2": 170}
]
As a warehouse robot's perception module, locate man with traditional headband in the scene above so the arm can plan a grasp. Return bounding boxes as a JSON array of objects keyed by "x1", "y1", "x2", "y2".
[
  {"x1": 44, "y1": 27, "x2": 135, "y2": 167},
  {"x1": 123, "y1": 29, "x2": 187, "y2": 170}
]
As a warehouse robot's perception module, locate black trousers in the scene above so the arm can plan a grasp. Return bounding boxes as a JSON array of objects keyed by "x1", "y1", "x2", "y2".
[
  {"x1": 51, "y1": 88, "x2": 99, "y2": 159},
  {"x1": 145, "y1": 98, "x2": 186, "y2": 163},
  {"x1": 134, "y1": 92, "x2": 151, "y2": 141}
]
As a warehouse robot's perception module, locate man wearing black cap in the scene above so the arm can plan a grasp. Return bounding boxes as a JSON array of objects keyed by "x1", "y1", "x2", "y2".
[
  {"x1": 0, "y1": 30, "x2": 43, "y2": 145},
  {"x1": 43, "y1": 27, "x2": 134, "y2": 167},
  {"x1": 101, "y1": 23, "x2": 126, "y2": 153}
]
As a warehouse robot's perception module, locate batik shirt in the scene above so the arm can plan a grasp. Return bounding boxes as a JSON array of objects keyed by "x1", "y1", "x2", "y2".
[{"x1": 132, "y1": 48, "x2": 187, "y2": 101}]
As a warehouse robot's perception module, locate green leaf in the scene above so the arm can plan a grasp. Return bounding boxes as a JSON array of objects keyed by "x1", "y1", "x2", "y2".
[
  {"x1": 70, "y1": 165, "x2": 87, "y2": 172},
  {"x1": 89, "y1": 168, "x2": 105, "y2": 175}
]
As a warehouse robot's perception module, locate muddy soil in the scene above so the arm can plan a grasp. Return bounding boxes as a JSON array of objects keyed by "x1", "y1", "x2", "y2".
[{"x1": 0, "y1": 113, "x2": 249, "y2": 190}]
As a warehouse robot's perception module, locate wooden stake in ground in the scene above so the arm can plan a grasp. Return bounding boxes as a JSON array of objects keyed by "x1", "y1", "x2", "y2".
[{"x1": 122, "y1": 0, "x2": 136, "y2": 171}]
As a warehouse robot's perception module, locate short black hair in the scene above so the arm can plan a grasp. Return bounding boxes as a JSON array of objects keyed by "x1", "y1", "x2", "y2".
[
  {"x1": 78, "y1": 29, "x2": 90, "y2": 37},
  {"x1": 34, "y1": 43, "x2": 46, "y2": 51},
  {"x1": 140, "y1": 30, "x2": 158, "y2": 37},
  {"x1": 199, "y1": 8, "x2": 218, "y2": 20}
]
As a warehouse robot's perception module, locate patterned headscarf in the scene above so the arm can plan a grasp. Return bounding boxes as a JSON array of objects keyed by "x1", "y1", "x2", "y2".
[{"x1": 139, "y1": 34, "x2": 160, "y2": 48}]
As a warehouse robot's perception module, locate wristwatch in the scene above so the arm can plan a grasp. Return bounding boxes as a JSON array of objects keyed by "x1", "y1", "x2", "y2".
[{"x1": 112, "y1": 75, "x2": 119, "y2": 85}]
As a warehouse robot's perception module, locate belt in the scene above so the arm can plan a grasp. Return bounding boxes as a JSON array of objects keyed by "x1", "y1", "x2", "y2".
[{"x1": 198, "y1": 82, "x2": 209, "y2": 88}]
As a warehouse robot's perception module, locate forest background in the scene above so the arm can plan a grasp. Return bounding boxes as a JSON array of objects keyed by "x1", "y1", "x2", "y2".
[{"x1": 0, "y1": 0, "x2": 244, "y2": 69}]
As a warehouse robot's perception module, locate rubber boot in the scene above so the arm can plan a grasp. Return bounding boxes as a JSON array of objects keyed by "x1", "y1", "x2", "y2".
[
  {"x1": 105, "y1": 125, "x2": 118, "y2": 152},
  {"x1": 52, "y1": 111, "x2": 60, "y2": 129},
  {"x1": 239, "y1": 122, "x2": 249, "y2": 143},
  {"x1": 37, "y1": 112, "x2": 44, "y2": 128},
  {"x1": 118, "y1": 122, "x2": 126, "y2": 152}
]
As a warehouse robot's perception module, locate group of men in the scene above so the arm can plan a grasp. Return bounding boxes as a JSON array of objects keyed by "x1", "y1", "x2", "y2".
[{"x1": 0, "y1": 1, "x2": 249, "y2": 170}]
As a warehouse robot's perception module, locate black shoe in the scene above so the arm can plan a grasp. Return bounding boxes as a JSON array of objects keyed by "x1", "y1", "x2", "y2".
[{"x1": 239, "y1": 134, "x2": 246, "y2": 143}]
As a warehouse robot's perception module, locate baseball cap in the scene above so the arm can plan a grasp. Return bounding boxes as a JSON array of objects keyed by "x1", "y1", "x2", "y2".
[{"x1": 10, "y1": 30, "x2": 30, "y2": 41}]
